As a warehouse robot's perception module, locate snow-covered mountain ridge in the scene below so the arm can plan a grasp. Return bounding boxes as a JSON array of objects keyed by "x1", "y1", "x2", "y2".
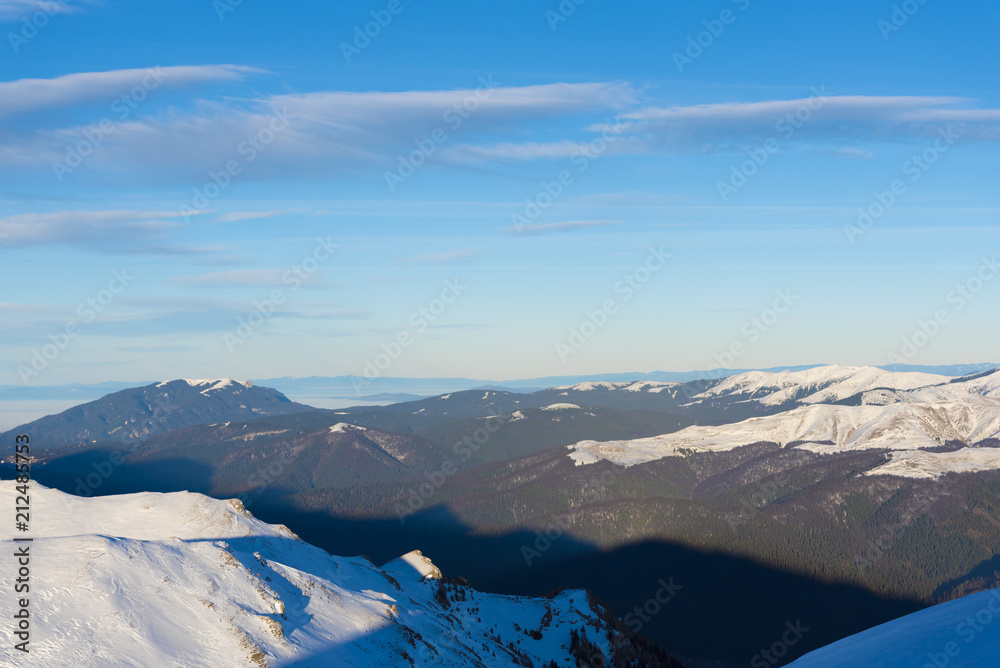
[
  {"x1": 568, "y1": 396, "x2": 1000, "y2": 478},
  {"x1": 690, "y1": 364, "x2": 1000, "y2": 406},
  {"x1": 0, "y1": 483, "x2": 666, "y2": 667}
]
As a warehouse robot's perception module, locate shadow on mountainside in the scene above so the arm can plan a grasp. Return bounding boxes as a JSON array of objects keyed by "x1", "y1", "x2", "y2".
[
  {"x1": 19, "y1": 458, "x2": 924, "y2": 666},
  {"x1": 246, "y1": 500, "x2": 924, "y2": 666}
]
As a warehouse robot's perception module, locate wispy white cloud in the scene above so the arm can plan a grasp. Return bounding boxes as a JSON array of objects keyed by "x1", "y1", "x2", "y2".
[
  {"x1": 405, "y1": 249, "x2": 482, "y2": 263},
  {"x1": 807, "y1": 146, "x2": 875, "y2": 159},
  {"x1": 613, "y1": 95, "x2": 961, "y2": 126},
  {"x1": 0, "y1": 65, "x2": 264, "y2": 118},
  {"x1": 6, "y1": 81, "x2": 997, "y2": 184},
  {"x1": 116, "y1": 344, "x2": 199, "y2": 354},
  {"x1": 445, "y1": 140, "x2": 598, "y2": 162},
  {"x1": 460, "y1": 95, "x2": 1000, "y2": 163},
  {"x1": 0, "y1": 80, "x2": 635, "y2": 181},
  {"x1": 608, "y1": 94, "x2": 1000, "y2": 150},
  {"x1": 506, "y1": 220, "x2": 621, "y2": 235},
  {"x1": 170, "y1": 269, "x2": 328, "y2": 287},
  {"x1": 0, "y1": 0, "x2": 96, "y2": 21},
  {"x1": 0, "y1": 209, "x2": 212, "y2": 252},
  {"x1": 213, "y1": 210, "x2": 299, "y2": 223}
]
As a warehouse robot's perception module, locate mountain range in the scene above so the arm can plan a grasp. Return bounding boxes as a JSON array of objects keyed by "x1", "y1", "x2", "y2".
[{"x1": 7, "y1": 363, "x2": 1000, "y2": 665}]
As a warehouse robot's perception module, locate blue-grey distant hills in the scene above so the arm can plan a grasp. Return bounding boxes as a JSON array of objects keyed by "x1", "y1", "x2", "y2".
[
  {"x1": 3, "y1": 363, "x2": 993, "y2": 405},
  {"x1": 2, "y1": 379, "x2": 313, "y2": 450},
  {"x1": 257, "y1": 362, "x2": 999, "y2": 398}
]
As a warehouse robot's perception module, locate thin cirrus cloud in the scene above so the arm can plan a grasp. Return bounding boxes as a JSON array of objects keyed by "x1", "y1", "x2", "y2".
[
  {"x1": 213, "y1": 210, "x2": 300, "y2": 223},
  {"x1": 0, "y1": 209, "x2": 209, "y2": 251},
  {"x1": 607, "y1": 94, "x2": 1000, "y2": 149},
  {"x1": 170, "y1": 269, "x2": 331, "y2": 288},
  {"x1": 0, "y1": 0, "x2": 96, "y2": 20},
  {"x1": 81, "y1": 308, "x2": 369, "y2": 339},
  {"x1": 455, "y1": 95, "x2": 1000, "y2": 162},
  {"x1": 506, "y1": 220, "x2": 621, "y2": 235},
  {"x1": 0, "y1": 65, "x2": 265, "y2": 118},
  {"x1": 0, "y1": 80, "x2": 636, "y2": 180},
  {"x1": 443, "y1": 140, "x2": 613, "y2": 163},
  {"x1": 404, "y1": 249, "x2": 482, "y2": 263}
]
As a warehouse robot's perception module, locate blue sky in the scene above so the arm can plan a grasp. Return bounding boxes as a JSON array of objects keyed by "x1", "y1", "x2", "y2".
[{"x1": 1, "y1": 0, "x2": 998, "y2": 385}]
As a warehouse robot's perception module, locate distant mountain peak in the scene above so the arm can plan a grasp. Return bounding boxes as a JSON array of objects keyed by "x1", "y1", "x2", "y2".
[
  {"x1": 158, "y1": 378, "x2": 254, "y2": 392},
  {"x1": 4, "y1": 379, "x2": 313, "y2": 450}
]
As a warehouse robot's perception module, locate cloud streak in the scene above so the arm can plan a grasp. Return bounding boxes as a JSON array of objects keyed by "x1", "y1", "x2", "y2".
[
  {"x1": 0, "y1": 80, "x2": 635, "y2": 182},
  {"x1": 609, "y1": 94, "x2": 1000, "y2": 150},
  {"x1": 213, "y1": 210, "x2": 299, "y2": 223},
  {"x1": 0, "y1": 0, "x2": 96, "y2": 21},
  {"x1": 0, "y1": 209, "x2": 211, "y2": 252},
  {"x1": 454, "y1": 94, "x2": 1000, "y2": 162},
  {"x1": 405, "y1": 249, "x2": 482, "y2": 263},
  {"x1": 507, "y1": 220, "x2": 621, "y2": 235},
  {"x1": 0, "y1": 65, "x2": 264, "y2": 118},
  {"x1": 170, "y1": 269, "x2": 330, "y2": 287}
]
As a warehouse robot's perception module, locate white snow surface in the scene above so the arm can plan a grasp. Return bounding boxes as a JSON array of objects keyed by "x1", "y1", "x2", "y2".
[
  {"x1": 694, "y1": 365, "x2": 951, "y2": 406},
  {"x1": 0, "y1": 483, "x2": 621, "y2": 667},
  {"x1": 553, "y1": 380, "x2": 679, "y2": 392},
  {"x1": 329, "y1": 422, "x2": 367, "y2": 434},
  {"x1": 787, "y1": 587, "x2": 1000, "y2": 667},
  {"x1": 155, "y1": 379, "x2": 253, "y2": 394},
  {"x1": 865, "y1": 448, "x2": 1000, "y2": 479},
  {"x1": 568, "y1": 397, "x2": 1000, "y2": 477},
  {"x1": 382, "y1": 550, "x2": 442, "y2": 582},
  {"x1": 540, "y1": 403, "x2": 582, "y2": 411},
  {"x1": 909, "y1": 370, "x2": 1000, "y2": 403}
]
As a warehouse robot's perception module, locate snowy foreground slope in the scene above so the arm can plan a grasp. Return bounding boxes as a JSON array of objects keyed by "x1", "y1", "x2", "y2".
[
  {"x1": 786, "y1": 586, "x2": 1000, "y2": 667},
  {"x1": 568, "y1": 396, "x2": 1000, "y2": 477},
  {"x1": 0, "y1": 482, "x2": 656, "y2": 667}
]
